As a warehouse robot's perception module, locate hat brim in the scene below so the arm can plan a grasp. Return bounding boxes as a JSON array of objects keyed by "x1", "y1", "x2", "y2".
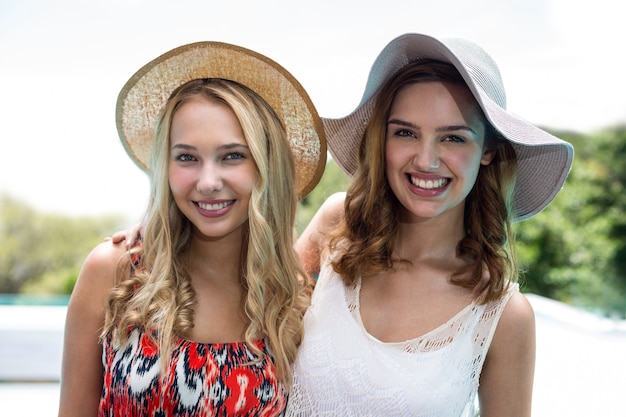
[
  {"x1": 324, "y1": 33, "x2": 573, "y2": 221},
  {"x1": 117, "y1": 41, "x2": 326, "y2": 198}
]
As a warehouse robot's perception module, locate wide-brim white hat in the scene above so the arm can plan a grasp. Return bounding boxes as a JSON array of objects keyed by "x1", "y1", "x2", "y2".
[
  {"x1": 324, "y1": 33, "x2": 574, "y2": 221},
  {"x1": 116, "y1": 41, "x2": 326, "y2": 198}
]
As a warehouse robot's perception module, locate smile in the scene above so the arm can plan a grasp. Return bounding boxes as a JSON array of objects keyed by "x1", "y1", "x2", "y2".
[
  {"x1": 197, "y1": 200, "x2": 234, "y2": 211},
  {"x1": 409, "y1": 176, "x2": 449, "y2": 190}
]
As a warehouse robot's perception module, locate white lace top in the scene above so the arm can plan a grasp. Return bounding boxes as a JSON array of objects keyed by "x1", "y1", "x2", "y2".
[{"x1": 286, "y1": 262, "x2": 517, "y2": 417}]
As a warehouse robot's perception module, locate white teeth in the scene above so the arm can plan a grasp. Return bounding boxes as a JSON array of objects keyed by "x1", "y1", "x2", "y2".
[
  {"x1": 198, "y1": 201, "x2": 233, "y2": 210},
  {"x1": 410, "y1": 177, "x2": 447, "y2": 189}
]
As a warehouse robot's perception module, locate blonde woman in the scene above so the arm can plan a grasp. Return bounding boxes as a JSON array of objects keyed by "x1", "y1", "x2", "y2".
[{"x1": 58, "y1": 42, "x2": 325, "y2": 416}]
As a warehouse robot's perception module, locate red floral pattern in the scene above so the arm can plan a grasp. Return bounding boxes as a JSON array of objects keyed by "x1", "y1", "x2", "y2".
[{"x1": 99, "y1": 329, "x2": 287, "y2": 416}]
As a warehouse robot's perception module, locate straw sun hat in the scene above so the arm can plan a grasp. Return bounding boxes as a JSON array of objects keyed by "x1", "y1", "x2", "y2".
[
  {"x1": 116, "y1": 41, "x2": 326, "y2": 198},
  {"x1": 324, "y1": 33, "x2": 574, "y2": 221}
]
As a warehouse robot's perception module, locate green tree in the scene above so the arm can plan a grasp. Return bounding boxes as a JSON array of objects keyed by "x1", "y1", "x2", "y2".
[
  {"x1": 587, "y1": 126, "x2": 626, "y2": 314},
  {"x1": 515, "y1": 127, "x2": 626, "y2": 317},
  {"x1": 0, "y1": 194, "x2": 126, "y2": 294}
]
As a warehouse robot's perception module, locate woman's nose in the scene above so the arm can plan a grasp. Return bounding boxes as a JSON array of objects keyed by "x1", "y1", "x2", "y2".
[
  {"x1": 413, "y1": 141, "x2": 440, "y2": 171},
  {"x1": 196, "y1": 163, "x2": 223, "y2": 194}
]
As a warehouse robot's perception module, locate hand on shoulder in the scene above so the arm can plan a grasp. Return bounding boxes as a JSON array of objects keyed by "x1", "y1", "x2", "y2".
[{"x1": 106, "y1": 223, "x2": 143, "y2": 249}]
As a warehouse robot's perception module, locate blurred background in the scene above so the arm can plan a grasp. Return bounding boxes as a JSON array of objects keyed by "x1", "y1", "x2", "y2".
[{"x1": 1, "y1": 0, "x2": 625, "y2": 415}]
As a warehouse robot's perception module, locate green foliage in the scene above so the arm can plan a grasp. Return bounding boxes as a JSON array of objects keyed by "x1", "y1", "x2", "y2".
[
  {"x1": 0, "y1": 194, "x2": 126, "y2": 295},
  {"x1": 515, "y1": 126, "x2": 626, "y2": 317},
  {"x1": 21, "y1": 266, "x2": 82, "y2": 295}
]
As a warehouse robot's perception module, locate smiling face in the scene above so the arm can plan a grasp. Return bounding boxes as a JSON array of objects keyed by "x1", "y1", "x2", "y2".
[
  {"x1": 384, "y1": 81, "x2": 495, "y2": 224},
  {"x1": 168, "y1": 95, "x2": 257, "y2": 240}
]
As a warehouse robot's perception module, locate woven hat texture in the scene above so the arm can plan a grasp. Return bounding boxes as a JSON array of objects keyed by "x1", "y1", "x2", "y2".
[{"x1": 117, "y1": 41, "x2": 326, "y2": 198}]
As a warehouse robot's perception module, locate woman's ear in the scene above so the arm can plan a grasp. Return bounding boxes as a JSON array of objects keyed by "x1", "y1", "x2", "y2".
[{"x1": 480, "y1": 148, "x2": 497, "y2": 166}]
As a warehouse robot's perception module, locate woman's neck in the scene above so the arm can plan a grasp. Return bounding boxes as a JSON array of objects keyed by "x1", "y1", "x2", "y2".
[
  {"x1": 394, "y1": 212, "x2": 465, "y2": 263},
  {"x1": 185, "y1": 228, "x2": 245, "y2": 286}
]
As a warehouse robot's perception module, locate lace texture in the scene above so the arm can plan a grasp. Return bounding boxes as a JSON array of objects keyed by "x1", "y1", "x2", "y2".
[{"x1": 285, "y1": 263, "x2": 517, "y2": 417}]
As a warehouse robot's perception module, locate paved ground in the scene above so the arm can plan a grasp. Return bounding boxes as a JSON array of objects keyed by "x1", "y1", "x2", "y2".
[
  {"x1": 528, "y1": 295, "x2": 626, "y2": 416},
  {"x1": 1, "y1": 297, "x2": 625, "y2": 416},
  {"x1": 0, "y1": 305, "x2": 65, "y2": 382}
]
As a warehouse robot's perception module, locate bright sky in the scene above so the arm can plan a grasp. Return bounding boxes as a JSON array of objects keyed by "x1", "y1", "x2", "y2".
[{"x1": 1, "y1": 0, "x2": 624, "y2": 222}]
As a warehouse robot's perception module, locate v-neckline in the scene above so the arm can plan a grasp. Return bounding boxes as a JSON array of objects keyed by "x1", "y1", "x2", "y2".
[{"x1": 345, "y1": 277, "x2": 478, "y2": 347}]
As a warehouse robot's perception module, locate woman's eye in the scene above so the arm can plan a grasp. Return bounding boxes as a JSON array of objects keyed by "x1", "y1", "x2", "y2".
[
  {"x1": 175, "y1": 154, "x2": 196, "y2": 162},
  {"x1": 393, "y1": 129, "x2": 415, "y2": 138},
  {"x1": 445, "y1": 135, "x2": 466, "y2": 144},
  {"x1": 225, "y1": 152, "x2": 246, "y2": 161}
]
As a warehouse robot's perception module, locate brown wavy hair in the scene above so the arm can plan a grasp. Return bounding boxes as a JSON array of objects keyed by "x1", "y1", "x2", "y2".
[
  {"x1": 329, "y1": 60, "x2": 518, "y2": 303},
  {"x1": 102, "y1": 79, "x2": 308, "y2": 385}
]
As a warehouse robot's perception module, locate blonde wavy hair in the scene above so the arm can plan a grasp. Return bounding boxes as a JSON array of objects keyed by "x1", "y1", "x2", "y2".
[
  {"x1": 102, "y1": 78, "x2": 308, "y2": 385},
  {"x1": 330, "y1": 60, "x2": 518, "y2": 304}
]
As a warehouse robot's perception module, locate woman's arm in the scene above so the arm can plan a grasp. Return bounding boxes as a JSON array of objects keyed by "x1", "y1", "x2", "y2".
[
  {"x1": 478, "y1": 291, "x2": 536, "y2": 417},
  {"x1": 295, "y1": 192, "x2": 346, "y2": 277},
  {"x1": 58, "y1": 241, "x2": 125, "y2": 416}
]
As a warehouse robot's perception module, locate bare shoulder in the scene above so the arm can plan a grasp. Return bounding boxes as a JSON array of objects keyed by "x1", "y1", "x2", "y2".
[
  {"x1": 296, "y1": 192, "x2": 346, "y2": 275},
  {"x1": 317, "y1": 191, "x2": 346, "y2": 231},
  {"x1": 479, "y1": 290, "x2": 536, "y2": 416},
  {"x1": 489, "y1": 290, "x2": 536, "y2": 355},
  {"x1": 72, "y1": 240, "x2": 129, "y2": 300},
  {"x1": 65, "y1": 240, "x2": 128, "y2": 342},
  {"x1": 84, "y1": 240, "x2": 128, "y2": 267},
  {"x1": 59, "y1": 241, "x2": 128, "y2": 415},
  {"x1": 499, "y1": 291, "x2": 535, "y2": 331},
  {"x1": 299, "y1": 192, "x2": 345, "y2": 238}
]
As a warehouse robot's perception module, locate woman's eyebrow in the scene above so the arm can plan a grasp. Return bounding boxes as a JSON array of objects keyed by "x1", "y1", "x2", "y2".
[{"x1": 388, "y1": 119, "x2": 477, "y2": 135}]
